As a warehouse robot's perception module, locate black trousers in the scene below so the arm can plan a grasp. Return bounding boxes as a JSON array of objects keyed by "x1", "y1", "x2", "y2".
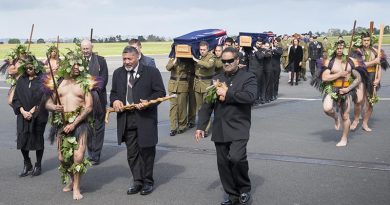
[
  {"x1": 87, "y1": 112, "x2": 105, "y2": 161},
  {"x1": 309, "y1": 59, "x2": 318, "y2": 77},
  {"x1": 124, "y1": 113, "x2": 156, "y2": 186},
  {"x1": 215, "y1": 140, "x2": 251, "y2": 198}
]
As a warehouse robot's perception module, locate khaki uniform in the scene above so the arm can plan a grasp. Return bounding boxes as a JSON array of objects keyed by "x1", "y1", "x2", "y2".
[
  {"x1": 299, "y1": 41, "x2": 309, "y2": 78},
  {"x1": 166, "y1": 58, "x2": 190, "y2": 131},
  {"x1": 187, "y1": 62, "x2": 196, "y2": 126},
  {"x1": 214, "y1": 57, "x2": 224, "y2": 75},
  {"x1": 194, "y1": 52, "x2": 215, "y2": 132},
  {"x1": 281, "y1": 39, "x2": 289, "y2": 69}
]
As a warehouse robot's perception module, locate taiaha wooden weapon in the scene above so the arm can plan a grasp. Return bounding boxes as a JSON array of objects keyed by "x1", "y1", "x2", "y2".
[
  {"x1": 27, "y1": 24, "x2": 34, "y2": 52},
  {"x1": 90, "y1": 28, "x2": 93, "y2": 42},
  {"x1": 340, "y1": 20, "x2": 357, "y2": 89},
  {"x1": 56, "y1": 35, "x2": 60, "y2": 59},
  {"x1": 46, "y1": 53, "x2": 66, "y2": 124},
  {"x1": 373, "y1": 24, "x2": 385, "y2": 97},
  {"x1": 105, "y1": 94, "x2": 177, "y2": 123}
]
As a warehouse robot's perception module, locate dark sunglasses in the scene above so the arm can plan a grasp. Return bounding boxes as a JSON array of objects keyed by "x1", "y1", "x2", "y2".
[{"x1": 221, "y1": 58, "x2": 235, "y2": 64}]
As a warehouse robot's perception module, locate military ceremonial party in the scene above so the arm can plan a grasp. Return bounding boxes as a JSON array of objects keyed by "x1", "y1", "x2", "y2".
[{"x1": 1, "y1": 1, "x2": 390, "y2": 204}]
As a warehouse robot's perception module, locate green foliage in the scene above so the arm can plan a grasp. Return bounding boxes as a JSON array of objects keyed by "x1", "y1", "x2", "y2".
[
  {"x1": 8, "y1": 38, "x2": 21, "y2": 44},
  {"x1": 205, "y1": 86, "x2": 217, "y2": 104},
  {"x1": 368, "y1": 95, "x2": 379, "y2": 105}
]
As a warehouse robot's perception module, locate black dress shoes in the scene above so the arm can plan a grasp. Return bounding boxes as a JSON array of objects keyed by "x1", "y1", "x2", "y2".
[
  {"x1": 187, "y1": 123, "x2": 195, "y2": 129},
  {"x1": 169, "y1": 130, "x2": 177, "y2": 136},
  {"x1": 19, "y1": 162, "x2": 33, "y2": 177},
  {"x1": 203, "y1": 131, "x2": 208, "y2": 138},
  {"x1": 140, "y1": 184, "x2": 153, "y2": 195},
  {"x1": 31, "y1": 164, "x2": 41, "y2": 177},
  {"x1": 220, "y1": 198, "x2": 239, "y2": 205},
  {"x1": 239, "y1": 192, "x2": 251, "y2": 204},
  {"x1": 127, "y1": 184, "x2": 143, "y2": 195},
  {"x1": 177, "y1": 129, "x2": 185, "y2": 134}
]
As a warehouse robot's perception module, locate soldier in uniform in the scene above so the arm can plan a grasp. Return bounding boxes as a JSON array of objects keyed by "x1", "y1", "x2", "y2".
[
  {"x1": 192, "y1": 41, "x2": 215, "y2": 137},
  {"x1": 299, "y1": 35, "x2": 309, "y2": 81},
  {"x1": 166, "y1": 57, "x2": 192, "y2": 136},
  {"x1": 187, "y1": 58, "x2": 196, "y2": 129},
  {"x1": 281, "y1": 35, "x2": 290, "y2": 72},
  {"x1": 214, "y1": 45, "x2": 224, "y2": 75}
]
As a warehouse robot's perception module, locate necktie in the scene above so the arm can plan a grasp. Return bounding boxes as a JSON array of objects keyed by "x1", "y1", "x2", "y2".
[{"x1": 127, "y1": 70, "x2": 135, "y2": 104}]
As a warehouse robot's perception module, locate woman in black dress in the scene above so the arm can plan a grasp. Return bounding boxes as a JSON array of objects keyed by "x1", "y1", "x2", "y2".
[
  {"x1": 288, "y1": 38, "x2": 303, "y2": 85},
  {"x1": 12, "y1": 55, "x2": 48, "y2": 177}
]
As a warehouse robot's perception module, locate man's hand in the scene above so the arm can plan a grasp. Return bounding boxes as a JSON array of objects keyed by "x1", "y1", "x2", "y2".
[
  {"x1": 29, "y1": 106, "x2": 36, "y2": 114},
  {"x1": 373, "y1": 57, "x2": 381, "y2": 65},
  {"x1": 53, "y1": 105, "x2": 64, "y2": 112},
  {"x1": 63, "y1": 123, "x2": 76, "y2": 134},
  {"x1": 338, "y1": 70, "x2": 349, "y2": 78},
  {"x1": 113, "y1": 100, "x2": 124, "y2": 112},
  {"x1": 339, "y1": 88, "x2": 349, "y2": 95},
  {"x1": 135, "y1": 99, "x2": 148, "y2": 110},
  {"x1": 373, "y1": 79, "x2": 380, "y2": 87},
  {"x1": 299, "y1": 62, "x2": 302, "y2": 66},
  {"x1": 192, "y1": 55, "x2": 199, "y2": 63},
  {"x1": 216, "y1": 86, "x2": 228, "y2": 102},
  {"x1": 195, "y1": 130, "x2": 205, "y2": 143}
]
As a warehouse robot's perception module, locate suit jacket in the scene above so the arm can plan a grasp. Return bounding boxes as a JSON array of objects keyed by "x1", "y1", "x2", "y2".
[
  {"x1": 110, "y1": 63, "x2": 166, "y2": 147},
  {"x1": 308, "y1": 41, "x2": 323, "y2": 60},
  {"x1": 88, "y1": 53, "x2": 109, "y2": 108},
  {"x1": 197, "y1": 69, "x2": 257, "y2": 142},
  {"x1": 140, "y1": 53, "x2": 156, "y2": 68},
  {"x1": 271, "y1": 46, "x2": 283, "y2": 70},
  {"x1": 288, "y1": 45, "x2": 303, "y2": 70}
]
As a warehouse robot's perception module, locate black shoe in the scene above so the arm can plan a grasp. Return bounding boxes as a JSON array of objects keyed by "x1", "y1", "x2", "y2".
[
  {"x1": 187, "y1": 123, "x2": 195, "y2": 129},
  {"x1": 204, "y1": 131, "x2": 208, "y2": 138},
  {"x1": 140, "y1": 184, "x2": 153, "y2": 195},
  {"x1": 303, "y1": 76, "x2": 307, "y2": 81},
  {"x1": 19, "y1": 162, "x2": 33, "y2": 177},
  {"x1": 31, "y1": 164, "x2": 41, "y2": 177},
  {"x1": 221, "y1": 197, "x2": 239, "y2": 205},
  {"x1": 92, "y1": 160, "x2": 100, "y2": 166},
  {"x1": 169, "y1": 130, "x2": 177, "y2": 136},
  {"x1": 127, "y1": 184, "x2": 143, "y2": 195},
  {"x1": 177, "y1": 129, "x2": 185, "y2": 134},
  {"x1": 239, "y1": 193, "x2": 251, "y2": 204},
  {"x1": 295, "y1": 82, "x2": 298, "y2": 85},
  {"x1": 260, "y1": 100, "x2": 265, "y2": 104}
]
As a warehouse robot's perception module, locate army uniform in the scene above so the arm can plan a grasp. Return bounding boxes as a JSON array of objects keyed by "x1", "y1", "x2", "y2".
[
  {"x1": 187, "y1": 62, "x2": 196, "y2": 128},
  {"x1": 194, "y1": 52, "x2": 215, "y2": 132},
  {"x1": 214, "y1": 56, "x2": 224, "y2": 75},
  {"x1": 299, "y1": 40, "x2": 309, "y2": 80},
  {"x1": 281, "y1": 39, "x2": 289, "y2": 71},
  {"x1": 166, "y1": 58, "x2": 190, "y2": 133}
]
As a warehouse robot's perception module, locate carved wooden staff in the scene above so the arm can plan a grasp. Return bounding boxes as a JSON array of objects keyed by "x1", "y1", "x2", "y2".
[
  {"x1": 27, "y1": 24, "x2": 34, "y2": 52},
  {"x1": 105, "y1": 94, "x2": 177, "y2": 123},
  {"x1": 56, "y1": 35, "x2": 60, "y2": 59},
  {"x1": 373, "y1": 24, "x2": 385, "y2": 97},
  {"x1": 90, "y1": 28, "x2": 93, "y2": 42},
  {"x1": 46, "y1": 53, "x2": 65, "y2": 124},
  {"x1": 340, "y1": 20, "x2": 357, "y2": 89}
]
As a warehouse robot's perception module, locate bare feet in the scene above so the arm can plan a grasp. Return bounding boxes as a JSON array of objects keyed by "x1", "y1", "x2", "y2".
[
  {"x1": 350, "y1": 120, "x2": 359, "y2": 130},
  {"x1": 334, "y1": 117, "x2": 341, "y2": 131},
  {"x1": 336, "y1": 138, "x2": 347, "y2": 147},
  {"x1": 62, "y1": 183, "x2": 73, "y2": 192},
  {"x1": 73, "y1": 189, "x2": 83, "y2": 200},
  {"x1": 362, "y1": 124, "x2": 372, "y2": 132}
]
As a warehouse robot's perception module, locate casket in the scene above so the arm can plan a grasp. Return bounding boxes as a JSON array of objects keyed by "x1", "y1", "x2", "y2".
[{"x1": 238, "y1": 32, "x2": 275, "y2": 47}]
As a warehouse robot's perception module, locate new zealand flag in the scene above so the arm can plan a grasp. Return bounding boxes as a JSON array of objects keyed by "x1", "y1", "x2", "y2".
[{"x1": 169, "y1": 29, "x2": 227, "y2": 58}]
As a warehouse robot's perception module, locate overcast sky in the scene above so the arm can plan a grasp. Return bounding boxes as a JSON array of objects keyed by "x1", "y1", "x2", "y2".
[{"x1": 1, "y1": 0, "x2": 389, "y2": 39}]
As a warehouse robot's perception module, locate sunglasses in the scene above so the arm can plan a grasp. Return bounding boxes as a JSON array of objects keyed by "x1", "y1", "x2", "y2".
[{"x1": 221, "y1": 58, "x2": 235, "y2": 64}]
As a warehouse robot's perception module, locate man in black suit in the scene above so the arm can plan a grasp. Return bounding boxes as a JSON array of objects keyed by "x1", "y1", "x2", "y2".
[
  {"x1": 195, "y1": 47, "x2": 257, "y2": 205},
  {"x1": 128, "y1": 39, "x2": 156, "y2": 67},
  {"x1": 110, "y1": 46, "x2": 165, "y2": 195},
  {"x1": 308, "y1": 35, "x2": 323, "y2": 77},
  {"x1": 81, "y1": 39, "x2": 109, "y2": 165}
]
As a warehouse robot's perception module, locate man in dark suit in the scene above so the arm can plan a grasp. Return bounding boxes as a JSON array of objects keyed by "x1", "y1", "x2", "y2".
[
  {"x1": 81, "y1": 39, "x2": 109, "y2": 165},
  {"x1": 195, "y1": 47, "x2": 257, "y2": 205},
  {"x1": 110, "y1": 46, "x2": 165, "y2": 195},
  {"x1": 128, "y1": 39, "x2": 156, "y2": 67},
  {"x1": 308, "y1": 35, "x2": 323, "y2": 77}
]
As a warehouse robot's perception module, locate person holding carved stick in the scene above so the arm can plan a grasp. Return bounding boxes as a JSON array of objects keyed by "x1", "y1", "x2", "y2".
[
  {"x1": 110, "y1": 46, "x2": 165, "y2": 196},
  {"x1": 195, "y1": 47, "x2": 257, "y2": 205}
]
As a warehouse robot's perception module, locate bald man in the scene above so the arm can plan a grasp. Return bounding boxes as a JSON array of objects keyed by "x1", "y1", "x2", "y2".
[{"x1": 81, "y1": 40, "x2": 108, "y2": 165}]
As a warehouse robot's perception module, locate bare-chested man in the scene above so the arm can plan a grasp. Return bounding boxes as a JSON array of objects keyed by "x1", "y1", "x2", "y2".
[
  {"x1": 350, "y1": 32, "x2": 388, "y2": 131},
  {"x1": 43, "y1": 46, "x2": 60, "y2": 74},
  {"x1": 318, "y1": 40, "x2": 362, "y2": 147},
  {"x1": 45, "y1": 50, "x2": 97, "y2": 200}
]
